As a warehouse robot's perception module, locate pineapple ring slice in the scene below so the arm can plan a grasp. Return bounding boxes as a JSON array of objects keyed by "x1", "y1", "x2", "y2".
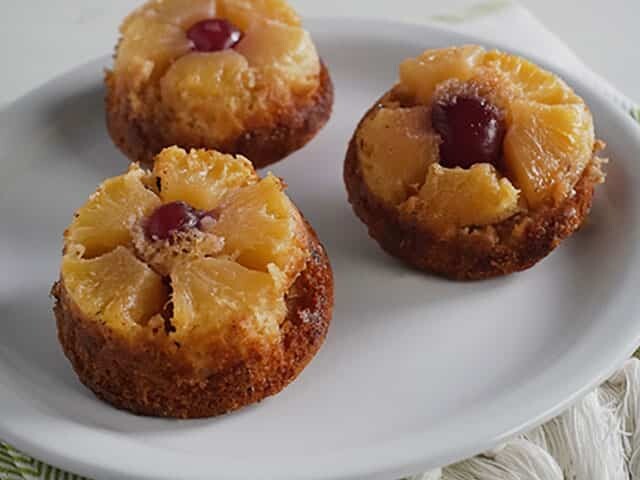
[{"x1": 61, "y1": 147, "x2": 310, "y2": 350}]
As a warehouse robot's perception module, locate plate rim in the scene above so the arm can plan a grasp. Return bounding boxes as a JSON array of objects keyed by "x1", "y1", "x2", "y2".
[{"x1": 2, "y1": 16, "x2": 640, "y2": 480}]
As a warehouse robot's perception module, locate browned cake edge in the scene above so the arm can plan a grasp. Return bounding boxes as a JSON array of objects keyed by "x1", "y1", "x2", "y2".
[{"x1": 105, "y1": 62, "x2": 334, "y2": 168}]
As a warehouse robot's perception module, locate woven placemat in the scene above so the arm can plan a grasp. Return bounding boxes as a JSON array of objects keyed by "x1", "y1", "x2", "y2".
[{"x1": 0, "y1": 442, "x2": 86, "y2": 480}]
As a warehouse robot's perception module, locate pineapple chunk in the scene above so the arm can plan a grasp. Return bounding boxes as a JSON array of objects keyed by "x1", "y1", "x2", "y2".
[
  {"x1": 357, "y1": 106, "x2": 440, "y2": 205},
  {"x1": 483, "y1": 51, "x2": 579, "y2": 106},
  {"x1": 62, "y1": 246, "x2": 167, "y2": 332},
  {"x1": 171, "y1": 257, "x2": 283, "y2": 344},
  {"x1": 504, "y1": 101, "x2": 594, "y2": 207},
  {"x1": 217, "y1": 0, "x2": 301, "y2": 31},
  {"x1": 398, "y1": 45, "x2": 485, "y2": 104},
  {"x1": 154, "y1": 147, "x2": 257, "y2": 211},
  {"x1": 66, "y1": 166, "x2": 161, "y2": 258},
  {"x1": 211, "y1": 174, "x2": 306, "y2": 279},
  {"x1": 236, "y1": 20, "x2": 319, "y2": 94},
  {"x1": 405, "y1": 163, "x2": 520, "y2": 228},
  {"x1": 115, "y1": 16, "x2": 191, "y2": 83},
  {"x1": 160, "y1": 50, "x2": 254, "y2": 143}
]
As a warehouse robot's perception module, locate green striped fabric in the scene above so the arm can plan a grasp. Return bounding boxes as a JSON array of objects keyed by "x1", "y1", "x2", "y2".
[{"x1": 0, "y1": 443, "x2": 87, "y2": 480}]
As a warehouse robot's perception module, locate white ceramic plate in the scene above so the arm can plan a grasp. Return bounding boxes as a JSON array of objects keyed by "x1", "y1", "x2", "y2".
[{"x1": 1, "y1": 18, "x2": 640, "y2": 480}]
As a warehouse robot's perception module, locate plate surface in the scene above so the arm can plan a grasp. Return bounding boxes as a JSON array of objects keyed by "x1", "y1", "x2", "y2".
[{"x1": 1, "y1": 18, "x2": 640, "y2": 480}]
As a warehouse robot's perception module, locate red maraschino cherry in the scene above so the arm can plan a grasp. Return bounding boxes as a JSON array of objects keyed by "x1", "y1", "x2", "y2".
[
  {"x1": 186, "y1": 19, "x2": 243, "y2": 52},
  {"x1": 145, "y1": 201, "x2": 201, "y2": 240},
  {"x1": 431, "y1": 94, "x2": 506, "y2": 170}
]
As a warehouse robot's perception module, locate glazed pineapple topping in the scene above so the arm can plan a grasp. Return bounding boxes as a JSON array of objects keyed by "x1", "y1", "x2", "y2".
[
  {"x1": 356, "y1": 46, "x2": 597, "y2": 232},
  {"x1": 186, "y1": 18, "x2": 243, "y2": 52},
  {"x1": 61, "y1": 147, "x2": 309, "y2": 361}
]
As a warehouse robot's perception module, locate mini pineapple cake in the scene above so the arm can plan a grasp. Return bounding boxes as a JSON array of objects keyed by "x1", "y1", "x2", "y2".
[
  {"x1": 345, "y1": 46, "x2": 606, "y2": 280},
  {"x1": 106, "y1": 0, "x2": 333, "y2": 168},
  {"x1": 52, "y1": 147, "x2": 333, "y2": 418}
]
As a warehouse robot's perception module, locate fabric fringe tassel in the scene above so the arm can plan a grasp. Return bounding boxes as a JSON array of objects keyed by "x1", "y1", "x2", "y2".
[{"x1": 411, "y1": 358, "x2": 640, "y2": 480}]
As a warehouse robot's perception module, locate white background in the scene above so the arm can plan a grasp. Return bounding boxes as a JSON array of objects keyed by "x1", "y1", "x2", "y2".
[{"x1": 0, "y1": 0, "x2": 639, "y2": 106}]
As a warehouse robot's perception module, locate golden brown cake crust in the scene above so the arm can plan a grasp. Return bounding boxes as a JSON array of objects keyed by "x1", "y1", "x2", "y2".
[
  {"x1": 105, "y1": 62, "x2": 333, "y2": 169},
  {"x1": 52, "y1": 223, "x2": 333, "y2": 418},
  {"x1": 345, "y1": 100, "x2": 604, "y2": 281}
]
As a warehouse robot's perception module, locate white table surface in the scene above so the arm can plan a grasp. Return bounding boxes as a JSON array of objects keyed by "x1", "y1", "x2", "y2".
[{"x1": 0, "y1": 0, "x2": 638, "y2": 108}]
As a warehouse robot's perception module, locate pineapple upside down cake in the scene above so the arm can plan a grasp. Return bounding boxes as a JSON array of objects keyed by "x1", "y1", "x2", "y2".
[
  {"x1": 106, "y1": 0, "x2": 333, "y2": 168},
  {"x1": 345, "y1": 45, "x2": 606, "y2": 280},
  {"x1": 52, "y1": 147, "x2": 333, "y2": 418}
]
